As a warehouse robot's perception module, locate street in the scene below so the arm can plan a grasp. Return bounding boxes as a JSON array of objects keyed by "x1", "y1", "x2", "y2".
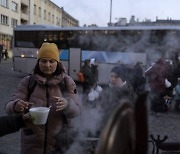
[
  {"x1": 0, "y1": 59, "x2": 23, "y2": 153},
  {"x1": 1, "y1": 58, "x2": 180, "y2": 154}
]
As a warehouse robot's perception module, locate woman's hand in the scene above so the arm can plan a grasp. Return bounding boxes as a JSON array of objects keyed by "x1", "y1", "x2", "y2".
[
  {"x1": 53, "y1": 96, "x2": 68, "y2": 111},
  {"x1": 14, "y1": 100, "x2": 31, "y2": 113}
]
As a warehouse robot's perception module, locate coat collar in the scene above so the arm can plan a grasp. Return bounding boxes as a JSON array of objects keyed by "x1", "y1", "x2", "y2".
[{"x1": 33, "y1": 73, "x2": 65, "y2": 86}]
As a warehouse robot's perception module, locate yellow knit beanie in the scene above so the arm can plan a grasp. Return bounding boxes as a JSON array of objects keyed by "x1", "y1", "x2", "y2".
[{"x1": 38, "y1": 43, "x2": 59, "y2": 62}]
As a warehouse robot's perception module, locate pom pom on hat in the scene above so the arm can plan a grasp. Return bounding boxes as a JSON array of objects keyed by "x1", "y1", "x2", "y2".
[
  {"x1": 111, "y1": 65, "x2": 127, "y2": 82},
  {"x1": 38, "y1": 43, "x2": 59, "y2": 62}
]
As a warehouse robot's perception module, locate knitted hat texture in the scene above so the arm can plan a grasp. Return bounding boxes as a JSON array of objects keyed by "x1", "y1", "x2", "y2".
[
  {"x1": 111, "y1": 65, "x2": 127, "y2": 82},
  {"x1": 38, "y1": 43, "x2": 59, "y2": 62}
]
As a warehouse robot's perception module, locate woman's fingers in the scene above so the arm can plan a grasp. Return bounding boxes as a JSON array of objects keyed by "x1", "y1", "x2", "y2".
[{"x1": 15, "y1": 100, "x2": 33, "y2": 112}]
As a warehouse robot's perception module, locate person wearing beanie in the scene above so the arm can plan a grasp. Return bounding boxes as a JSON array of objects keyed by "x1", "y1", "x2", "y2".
[
  {"x1": 97, "y1": 64, "x2": 137, "y2": 136},
  {"x1": 5, "y1": 42, "x2": 81, "y2": 154},
  {"x1": 109, "y1": 64, "x2": 127, "y2": 87},
  {"x1": 38, "y1": 42, "x2": 59, "y2": 62}
]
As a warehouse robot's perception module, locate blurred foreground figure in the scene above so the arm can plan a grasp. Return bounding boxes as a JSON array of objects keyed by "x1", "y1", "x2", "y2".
[
  {"x1": 5, "y1": 43, "x2": 81, "y2": 154},
  {"x1": 96, "y1": 93, "x2": 148, "y2": 154},
  {"x1": 0, "y1": 113, "x2": 32, "y2": 137}
]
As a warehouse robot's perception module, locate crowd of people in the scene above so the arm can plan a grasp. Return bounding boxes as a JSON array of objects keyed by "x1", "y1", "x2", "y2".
[
  {"x1": 0, "y1": 42, "x2": 180, "y2": 154},
  {"x1": 80, "y1": 56, "x2": 180, "y2": 115}
]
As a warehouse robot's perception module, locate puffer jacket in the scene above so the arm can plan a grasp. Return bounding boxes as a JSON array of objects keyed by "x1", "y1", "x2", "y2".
[{"x1": 5, "y1": 72, "x2": 81, "y2": 154}]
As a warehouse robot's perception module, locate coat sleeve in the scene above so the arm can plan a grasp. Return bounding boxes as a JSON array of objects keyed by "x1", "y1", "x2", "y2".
[
  {"x1": 63, "y1": 75, "x2": 81, "y2": 118},
  {"x1": 0, "y1": 115, "x2": 25, "y2": 137},
  {"x1": 5, "y1": 76, "x2": 30, "y2": 114}
]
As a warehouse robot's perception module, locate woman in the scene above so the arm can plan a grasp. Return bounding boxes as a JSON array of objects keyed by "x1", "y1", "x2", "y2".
[{"x1": 5, "y1": 43, "x2": 81, "y2": 154}]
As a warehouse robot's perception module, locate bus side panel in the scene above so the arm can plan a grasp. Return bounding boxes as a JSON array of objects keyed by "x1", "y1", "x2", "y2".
[
  {"x1": 60, "y1": 61, "x2": 69, "y2": 73},
  {"x1": 98, "y1": 63, "x2": 117, "y2": 85},
  {"x1": 13, "y1": 47, "x2": 38, "y2": 57},
  {"x1": 69, "y1": 48, "x2": 81, "y2": 81},
  {"x1": 13, "y1": 57, "x2": 37, "y2": 74}
]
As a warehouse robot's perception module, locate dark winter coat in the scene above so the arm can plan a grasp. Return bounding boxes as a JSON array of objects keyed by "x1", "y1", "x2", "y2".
[
  {"x1": 0, "y1": 114, "x2": 25, "y2": 137},
  {"x1": 99, "y1": 82, "x2": 137, "y2": 130},
  {"x1": 145, "y1": 59, "x2": 169, "y2": 93},
  {"x1": 82, "y1": 65, "x2": 95, "y2": 85},
  {"x1": 81, "y1": 64, "x2": 95, "y2": 94},
  {"x1": 91, "y1": 64, "x2": 98, "y2": 82},
  {"x1": 5, "y1": 72, "x2": 81, "y2": 154}
]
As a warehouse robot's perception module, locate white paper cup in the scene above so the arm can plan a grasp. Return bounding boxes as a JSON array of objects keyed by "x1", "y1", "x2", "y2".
[{"x1": 29, "y1": 107, "x2": 50, "y2": 125}]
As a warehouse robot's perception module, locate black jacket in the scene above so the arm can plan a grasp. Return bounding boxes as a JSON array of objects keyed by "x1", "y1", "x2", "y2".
[{"x1": 0, "y1": 114, "x2": 25, "y2": 137}]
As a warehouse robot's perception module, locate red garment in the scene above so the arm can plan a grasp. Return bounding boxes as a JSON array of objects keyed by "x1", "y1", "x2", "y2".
[{"x1": 145, "y1": 59, "x2": 169, "y2": 92}]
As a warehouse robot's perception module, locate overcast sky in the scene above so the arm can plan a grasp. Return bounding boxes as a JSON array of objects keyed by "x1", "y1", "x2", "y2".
[{"x1": 51, "y1": 0, "x2": 180, "y2": 27}]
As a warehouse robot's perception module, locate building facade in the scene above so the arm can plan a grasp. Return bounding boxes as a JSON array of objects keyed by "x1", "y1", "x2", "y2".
[{"x1": 0, "y1": 0, "x2": 79, "y2": 49}]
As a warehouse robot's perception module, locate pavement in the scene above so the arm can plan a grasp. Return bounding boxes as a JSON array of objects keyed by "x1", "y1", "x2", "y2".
[{"x1": 0, "y1": 58, "x2": 22, "y2": 154}]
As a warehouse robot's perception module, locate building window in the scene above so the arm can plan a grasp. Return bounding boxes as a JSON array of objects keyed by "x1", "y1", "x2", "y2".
[
  {"x1": 12, "y1": 1, "x2": 18, "y2": 12},
  {"x1": 44, "y1": 10, "x2": 46, "y2": 19},
  {"x1": 0, "y1": 0, "x2": 8, "y2": 7},
  {"x1": 34, "y1": 4, "x2": 36, "y2": 15},
  {"x1": 52, "y1": 15, "x2": 54, "y2": 23},
  {"x1": 38, "y1": 7, "x2": 41, "y2": 17},
  {"x1": 1, "y1": 14, "x2": 8, "y2": 25},
  {"x1": 48, "y1": 12, "x2": 50, "y2": 21},
  {"x1": 11, "y1": 18, "x2": 17, "y2": 27}
]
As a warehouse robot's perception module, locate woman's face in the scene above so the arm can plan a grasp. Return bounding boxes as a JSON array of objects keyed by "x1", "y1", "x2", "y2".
[
  {"x1": 39, "y1": 58, "x2": 57, "y2": 76},
  {"x1": 110, "y1": 72, "x2": 124, "y2": 87}
]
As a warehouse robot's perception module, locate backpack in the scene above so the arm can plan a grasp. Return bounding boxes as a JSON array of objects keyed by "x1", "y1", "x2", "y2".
[
  {"x1": 27, "y1": 75, "x2": 66, "y2": 101},
  {"x1": 77, "y1": 72, "x2": 84, "y2": 83}
]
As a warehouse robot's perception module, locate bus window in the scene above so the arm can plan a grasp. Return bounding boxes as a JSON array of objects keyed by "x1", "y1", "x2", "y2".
[{"x1": 15, "y1": 31, "x2": 38, "y2": 48}]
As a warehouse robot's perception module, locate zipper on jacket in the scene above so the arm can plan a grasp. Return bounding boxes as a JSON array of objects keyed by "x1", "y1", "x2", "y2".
[{"x1": 43, "y1": 84, "x2": 49, "y2": 154}]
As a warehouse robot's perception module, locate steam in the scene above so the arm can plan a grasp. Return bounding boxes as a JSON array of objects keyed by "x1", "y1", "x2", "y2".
[
  {"x1": 61, "y1": 28, "x2": 180, "y2": 153},
  {"x1": 64, "y1": 103, "x2": 103, "y2": 154}
]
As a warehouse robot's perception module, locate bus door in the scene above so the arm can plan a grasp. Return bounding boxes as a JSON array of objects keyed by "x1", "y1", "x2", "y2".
[{"x1": 69, "y1": 48, "x2": 81, "y2": 81}]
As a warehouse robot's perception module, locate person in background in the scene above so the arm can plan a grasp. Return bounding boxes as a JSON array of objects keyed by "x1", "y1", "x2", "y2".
[
  {"x1": 131, "y1": 62, "x2": 146, "y2": 95},
  {"x1": 90, "y1": 58, "x2": 98, "y2": 83},
  {"x1": 98, "y1": 64, "x2": 137, "y2": 134},
  {"x1": 5, "y1": 42, "x2": 81, "y2": 154},
  {"x1": 0, "y1": 113, "x2": 32, "y2": 137},
  {"x1": 0, "y1": 44, "x2": 3, "y2": 63},
  {"x1": 81, "y1": 59, "x2": 95, "y2": 94},
  {"x1": 174, "y1": 77, "x2": 180, "y2": 111},
  {"x1": 145, "y1": 58, "x2": 169, "y2": 94},
  {"x1": 4, "y1": 49, "x2": 8, "y2": 60},
  {"x1": 145, "y1": 58, "x2": 169, "y2": 112}
]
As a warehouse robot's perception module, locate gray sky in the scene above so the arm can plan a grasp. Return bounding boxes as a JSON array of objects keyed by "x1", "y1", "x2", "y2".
[{"x1": 51, "y1": 0, "x2": 180, "y2": 26}]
